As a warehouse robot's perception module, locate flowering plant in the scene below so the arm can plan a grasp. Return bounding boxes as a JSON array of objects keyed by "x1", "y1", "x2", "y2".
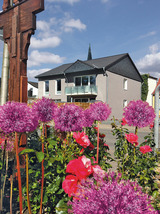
[
  {"x1": 69, "y1": 172, "x2": 158, "y2": 214},
  {"x1": 123, "y1": 100, "x2": 155, "y2": 128}
]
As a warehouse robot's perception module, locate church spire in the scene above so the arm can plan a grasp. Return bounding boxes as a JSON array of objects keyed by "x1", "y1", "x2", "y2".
[{"x1": 87, "y1": 44, "x2": 92, "y2": 60}]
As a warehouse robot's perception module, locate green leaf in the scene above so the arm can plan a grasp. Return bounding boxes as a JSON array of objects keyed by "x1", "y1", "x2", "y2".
[
  {"x1": 19, "y1": 148, "x2": 35, "y2": 155},
  {"x1": 36, "y1": 151, "x2": 44, "y2": 163}
]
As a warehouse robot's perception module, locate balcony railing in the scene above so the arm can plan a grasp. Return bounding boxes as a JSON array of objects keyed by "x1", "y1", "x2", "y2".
[{"x1": 65, "y1": 85, "x2": 97, "y2": 95}]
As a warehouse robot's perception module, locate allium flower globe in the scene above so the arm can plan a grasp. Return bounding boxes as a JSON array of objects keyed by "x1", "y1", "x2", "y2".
[
  {"x1": 54, "y1": 104, "x2": 85, "y2": 132},
  {"x1": 33, "y1": 97, "x2": 57, "y2": 123},
  {"x1": 89, "y1": 102, "x2": 111, "y2": 122},
  {"x1": 0, "y1": 102, "x2": 38, "y2": 134},
  {"x1": 69, "y1": 172, "x2": 158, "y2": 214},
  {"x1": 123, "y1": 100, "x2": 155, "y2": 128}
]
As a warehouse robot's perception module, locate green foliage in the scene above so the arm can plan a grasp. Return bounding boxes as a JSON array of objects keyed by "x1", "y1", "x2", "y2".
[
  {"x1": 141, "y1": 74, "x2": 149, "y2": 101},
  {"x1": 21, "y1": 125, "x2": 113, "y2": 213},
  {"x1": 111, "y1": 118, "x2": 159, "y2": 209}
]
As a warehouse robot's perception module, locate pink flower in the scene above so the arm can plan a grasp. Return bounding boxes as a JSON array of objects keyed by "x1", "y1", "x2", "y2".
[
  {"x1": 54, "y1": 104, "x2": 85, "y2": 132},
  {"x1": 149, "y1": 123, "x2": 154, "y2": 129},
  {"x1": 125, "y1": 133, "x2": 139, "y2": 146},
  {"x1": 62, "y1": 175, "x2": 79, "y2": 197},
  {"x1": 66, "y1": 156, "x2": 93, "y2": 180},
  {"x1": 89, "y1": 102, "x2": 111, "y2": 122},
  {"x1": 123, "y1": 100, "x2": 155, "y2": 128},
  {"x1": 0, "y1": 101, "x2": 38, "y2": 134},
  {"x1": 140, "y1": 145, "x2": 152, "y2": 154},
  {"x1": 92, "y1": 165, "x2": 106, "y2": 178},
  {"x1": 73, "y1": 132, "x2": 91, "y2": 148},
  {"x1": 33, "y1": 97, "x2": 57, "y2": 122},
  {"x1": 121, "y1": 117, "x2": 127, "y2": 126}
]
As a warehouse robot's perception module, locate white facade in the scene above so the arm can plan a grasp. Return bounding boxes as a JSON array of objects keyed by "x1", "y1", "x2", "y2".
[
  {"x1": 146, "y1": 76, "x2": 157, "y2": 106},
  {"x1": 28, "y1": 82, "x2": 38, "y2": 98}
]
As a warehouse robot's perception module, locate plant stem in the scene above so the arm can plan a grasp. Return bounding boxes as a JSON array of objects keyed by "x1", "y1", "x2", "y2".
[
  {"x1": 40, "y1": 124, "x2": 45, "y2": 214},
  {"x1": 2, "y1": 151, "x2": 8, "y2": 204},
  {"x1": 15, "y1": 132, "x2": 23, "y2": 213},
  {"x1": 0, "y1": 139, "x2": 7, "y2": 211},
  {"x1": 96, "y1": 122, "x2": 100, "y2": 163},
  {"x1": 10, "y1": 175, "x2": 13, "y2": 214},
  {"x1": 26, "y1": 153, "x2": 32, "y2": 214}
]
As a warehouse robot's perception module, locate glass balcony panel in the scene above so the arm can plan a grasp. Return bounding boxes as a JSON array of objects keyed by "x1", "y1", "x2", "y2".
[{"x1": 65, "y1": 85, "x2": 97, "y2": 95}]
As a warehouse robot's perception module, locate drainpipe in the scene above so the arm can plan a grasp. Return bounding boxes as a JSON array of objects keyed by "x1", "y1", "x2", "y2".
[
  {"x1": 154, "y1": 84, "x2": 160, "y2": 149},
  {"x1": 103, "y1": 67, "x2": 108, "y2": 104},
  {"x1": 0, "y1": 31, "x2": 9, "y2": 105},
  {"x1": 0, "y1": 0, "x2": 13, "y2": 105}
]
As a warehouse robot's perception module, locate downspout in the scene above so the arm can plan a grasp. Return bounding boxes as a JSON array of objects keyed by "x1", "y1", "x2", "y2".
[
  {"x1": 0, "y1": 0, "x2": 13, "y2": 105},
  {"x1": 103, "y1": 67, "x2": 108, "y2": 104},
  {"x1": 154, "y1": 84, "x2": 160, "y2": 149},
  {"x1": 0, "y1": 32, "x2": 9, "y2": 105}
]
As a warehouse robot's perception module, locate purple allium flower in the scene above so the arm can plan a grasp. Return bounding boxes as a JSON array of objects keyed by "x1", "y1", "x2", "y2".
[
  {"x1": 69, "y1": 172, "x2": 157, "y2": 214},
  {"x1": 83, "y1": 108, "x2": 94, "y2": 127},
  {"x1": 54, "y1": 104, "x2": 85, "y2": 132},
  {"x1": 0, "y1": 102, "x2": 38, "y2": 134},
  {"x1": 89, "y1": 102, "x2": 111, "y2": 122},
  {"x1": 123, "y1": 100, "x2": 155, "y2": 128},
  {"x1": 32, "y1": 97, "x2": 57, "y2": 123}
]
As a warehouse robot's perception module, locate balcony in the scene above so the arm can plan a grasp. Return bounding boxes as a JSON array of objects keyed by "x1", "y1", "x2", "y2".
[{"x1": 65, "y1": 85, "x2": 97, "y2": 95}]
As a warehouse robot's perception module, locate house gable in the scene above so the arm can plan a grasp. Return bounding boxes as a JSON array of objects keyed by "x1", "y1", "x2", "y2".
[
  {"x1": 64, "y1": 60, "x2": 94, "y2": 74},
  {"x1": 107, "y1": 55, "x2": 143, "y2": 82}
]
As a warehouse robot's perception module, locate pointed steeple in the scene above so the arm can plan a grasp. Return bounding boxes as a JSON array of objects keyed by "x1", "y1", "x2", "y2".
[{"x1": 87, "y1": 44, "x2": 92, "y2": 60}]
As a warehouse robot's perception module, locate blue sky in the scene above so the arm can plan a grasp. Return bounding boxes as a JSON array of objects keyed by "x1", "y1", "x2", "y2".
[{"x1": 0, "y1": 0, "x2": 160, "y2": 81}]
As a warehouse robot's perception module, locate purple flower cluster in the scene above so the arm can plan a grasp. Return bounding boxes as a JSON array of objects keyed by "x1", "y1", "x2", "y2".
[
  {"x1": 54, "y1": 104, "x2": 85, "y2": 132},
  {"x1": 89, "y1": 102, "x2": 111, "y2": 122},
  {"x1": 0, "y1": 102, "x2": 38, "y2": 134},
  {"x1": 32, "y1": 97, "x2": 57, "y2": 123},
  {"x1": 123, "y1": 100, "x2": 155, "y2": 128},
  {"x1": 69, "y1": 172, "x2": 157, "y2": 214},
  {"x1": 83, "y1": 108, "x2": 94, "y2": 127}
]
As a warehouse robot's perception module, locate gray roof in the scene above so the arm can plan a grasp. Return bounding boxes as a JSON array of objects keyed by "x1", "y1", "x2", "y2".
[
  {"x1": 28, "y1": 81, "x2": 38, "y2": 88},
  {"x1": 35, "y1": 53, "x2": 143, "y2": 82}
]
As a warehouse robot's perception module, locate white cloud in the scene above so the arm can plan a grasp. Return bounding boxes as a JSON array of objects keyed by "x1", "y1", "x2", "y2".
[
  {"x1": 136, "y1": 43, "x2": 160, "y2": 78},
  {"x1": 30, "y1": 36, "x2": 61, "y2": 49},
  {"x1": 63, "y1": 19, "x2": 86, "y2": 32},
  {"x1": 46, "y1": 0, "x2": 80, "y2": 5},
  {"x1": 28, "y1": 50, "x2": 65, "y2": 67},
  {"x1": 28, "y1": 68, "x2": 50, "y2": 81},
  {"x1": 139, "y1": 31, "x2": 156, "y2": 39}
]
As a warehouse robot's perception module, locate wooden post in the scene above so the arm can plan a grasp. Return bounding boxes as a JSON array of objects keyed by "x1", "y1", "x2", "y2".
[{"x1": 0, "y1": 0, "x2": 44, "y2": 103}]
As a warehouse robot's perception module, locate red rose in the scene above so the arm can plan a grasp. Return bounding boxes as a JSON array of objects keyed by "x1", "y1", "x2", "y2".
[
  {"x1": 73, "y1": 132, "x2": 91, "y2": 148},
  {"x1": 99, "y1": 133, "x2": 106, "y2": 138},
  {"x1": 121, "y1": 117, "x2": 127, "y2": 126},
  {"x1": 66, "y1": 157, "x2": 92, "y2": 180},
  {"x1": 140, "y1": 145, "x2": 152, "y2": 154},
  {"x1": 62, "y1": 175, "x2": 79, "y2": 197},
  {"x1": 125, "y1": 133, "x2": 139, "y2": 146}
]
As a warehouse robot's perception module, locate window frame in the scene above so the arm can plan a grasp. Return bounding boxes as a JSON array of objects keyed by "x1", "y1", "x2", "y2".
[
  {"x1": 123, "y1": 78, "x2": 128, "y2": 90},
  {"x1": 55, "y1": 79, "x2": 61, "y2": 95},
  {"x1": 74, "y1": 75, "x2": 96, "y2": 87}
]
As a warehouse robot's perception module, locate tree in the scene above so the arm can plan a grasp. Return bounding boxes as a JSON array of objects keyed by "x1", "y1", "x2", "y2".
[{"x1": 141, "y1": 74, "x2": 149, "y2": 101}]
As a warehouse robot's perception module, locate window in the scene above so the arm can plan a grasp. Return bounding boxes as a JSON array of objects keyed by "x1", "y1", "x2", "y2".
[
  {"x1": 56, "y1": 79, "x2": 61, "y2": 94},
  {"x1": 90, "y1": 76, "x2": 96, "y2": 85},
  {"x1": 45, "y1": 80, "x2": 49, "y2": 93},
  {"x1": 123, "y1": 79, "x2": 128, "y2": 90},
  {"x1": 123, "y1": 100, "x2": 127, "y2": 108},
  {"x1": 75, "y1": 75, "x2": 96, "y2": 86},
  {"x1": 82, "y1": 76, "x2": 88, "y2": 86},
  {"x1": 75, "y1": 77, "x2": 81, "y2": 86}
]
